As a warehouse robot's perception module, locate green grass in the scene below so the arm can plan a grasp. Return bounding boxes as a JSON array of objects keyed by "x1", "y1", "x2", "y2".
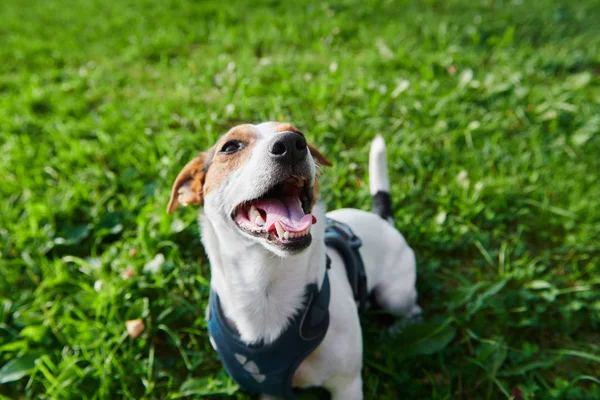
[{"x1": 1, "y1": 0, "x2": 599, "y2": 398}]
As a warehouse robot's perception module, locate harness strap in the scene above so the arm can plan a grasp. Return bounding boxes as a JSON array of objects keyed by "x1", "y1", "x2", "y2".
[{"x1": 324, "y1": 218, "x2": 369, "y2": 312}]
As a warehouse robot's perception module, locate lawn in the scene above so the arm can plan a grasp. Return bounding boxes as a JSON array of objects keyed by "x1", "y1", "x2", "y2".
[{"x1": 1, "y1": 0, "x2": 599, "y2": 398}]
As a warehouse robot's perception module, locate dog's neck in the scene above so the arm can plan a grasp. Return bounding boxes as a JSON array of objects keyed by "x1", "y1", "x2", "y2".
[{"x1": 200, "y1": 204, "x2": 327, "y2": 345}]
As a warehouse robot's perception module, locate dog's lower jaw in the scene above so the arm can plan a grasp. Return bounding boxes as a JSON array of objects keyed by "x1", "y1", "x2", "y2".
[{"x1": 200, "y1": 204, "x2": 328, "y2": 345}]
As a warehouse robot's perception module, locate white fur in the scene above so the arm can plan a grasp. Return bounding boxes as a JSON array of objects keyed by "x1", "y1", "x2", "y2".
[
  {"x1": 369, "y1": 134, "x2": 390, "y2": 195},
  {"x1": 193, "y1": 125, "x2": 419, "y2": 399},
  {"x1": 255, "y1": 121, "x2": 279, "y2": 137}
]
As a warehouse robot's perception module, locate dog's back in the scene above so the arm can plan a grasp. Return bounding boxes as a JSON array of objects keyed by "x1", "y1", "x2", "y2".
[{"x1": 326, "y1": 136, "x2": 421, "y2": 318}]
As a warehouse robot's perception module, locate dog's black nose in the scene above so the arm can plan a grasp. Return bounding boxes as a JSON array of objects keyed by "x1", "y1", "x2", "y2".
[{"x1": 268, "y1": 131, "x2": 307, "y2": 167}]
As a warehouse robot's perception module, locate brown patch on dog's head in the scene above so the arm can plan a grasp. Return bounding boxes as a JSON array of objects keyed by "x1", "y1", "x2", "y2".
[
  {"x1": 272, "y1": 122, "x2": 303, "y2": 134},
  {"x1": 167, "y1": 151, "x2": 212, "y2": 213},
  {"x1": 203, "y1": 124, "x2": 258, "y2": 195},
  {"x1": 306, "y1": 143, "x2": 332, "y2": 167},
  {"x1": 167, "y1": 124, "x2": 259, "y2": 213}
]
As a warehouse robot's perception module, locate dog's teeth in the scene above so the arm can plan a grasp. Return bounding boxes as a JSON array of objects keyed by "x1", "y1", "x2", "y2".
[
  {"x1": 255, "y1": 215, "x2": 265, "y2": 226},
  {"x1": 249, "y1": 205, "x2": 259, "y2": 220},
  {"x1": 274, "y1": 222, "x2": 285, "y2": 238},
  {"x1": 283, "y1": 231, "x2": 290, "y2": 240}
]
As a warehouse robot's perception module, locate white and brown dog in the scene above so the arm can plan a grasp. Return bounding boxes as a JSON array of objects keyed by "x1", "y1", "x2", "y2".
[{"x1": 167, "y1": 122, "x2": 420, "y2": 400}]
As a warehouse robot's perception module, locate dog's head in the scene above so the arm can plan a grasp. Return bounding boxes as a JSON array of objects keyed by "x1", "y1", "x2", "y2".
[{"x1": 167, "y1": 122, "x2": 331, "y2": 256}]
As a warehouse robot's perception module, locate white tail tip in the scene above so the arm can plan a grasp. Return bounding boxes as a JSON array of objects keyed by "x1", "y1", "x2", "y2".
[
  {"x1": 369, "y1": 135, "x2": 390, "y2": 195},
  {"x1": 370, "y1": 135, "x2": 386, "y2": 156}
]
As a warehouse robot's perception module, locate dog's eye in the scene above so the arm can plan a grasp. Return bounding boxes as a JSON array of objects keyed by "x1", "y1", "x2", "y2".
[{"x1": 220, "y1": 140, "x2": 244, "y2": 155}]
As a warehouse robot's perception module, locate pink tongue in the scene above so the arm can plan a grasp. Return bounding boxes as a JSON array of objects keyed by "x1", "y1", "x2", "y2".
[{"x1": 253, "y1": 197, "x2": 314, "y2": 233}]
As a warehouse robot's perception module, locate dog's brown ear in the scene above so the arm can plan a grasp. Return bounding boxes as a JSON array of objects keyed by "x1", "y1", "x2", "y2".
[
  {"x1": 167, "y1": 151, "x2": 212, "y2": 214},
  {"x1": 307, "y1": 143, "x2": 332, "y2": 167}
]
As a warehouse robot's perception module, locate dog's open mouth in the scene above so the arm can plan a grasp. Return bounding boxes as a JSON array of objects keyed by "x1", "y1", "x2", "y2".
[{"x1": 232, "y1": 176, "x2": 316, "y2": 249}]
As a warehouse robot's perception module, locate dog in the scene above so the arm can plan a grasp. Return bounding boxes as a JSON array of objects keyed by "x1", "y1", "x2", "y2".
[{"x1": 167, "y1": 122, "x2": 420, "y2": 400}]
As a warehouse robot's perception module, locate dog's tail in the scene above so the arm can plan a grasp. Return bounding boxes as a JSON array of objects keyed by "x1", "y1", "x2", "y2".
[{"x1": 369, "y1": 135, "x2": 393, "y2": 223}]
